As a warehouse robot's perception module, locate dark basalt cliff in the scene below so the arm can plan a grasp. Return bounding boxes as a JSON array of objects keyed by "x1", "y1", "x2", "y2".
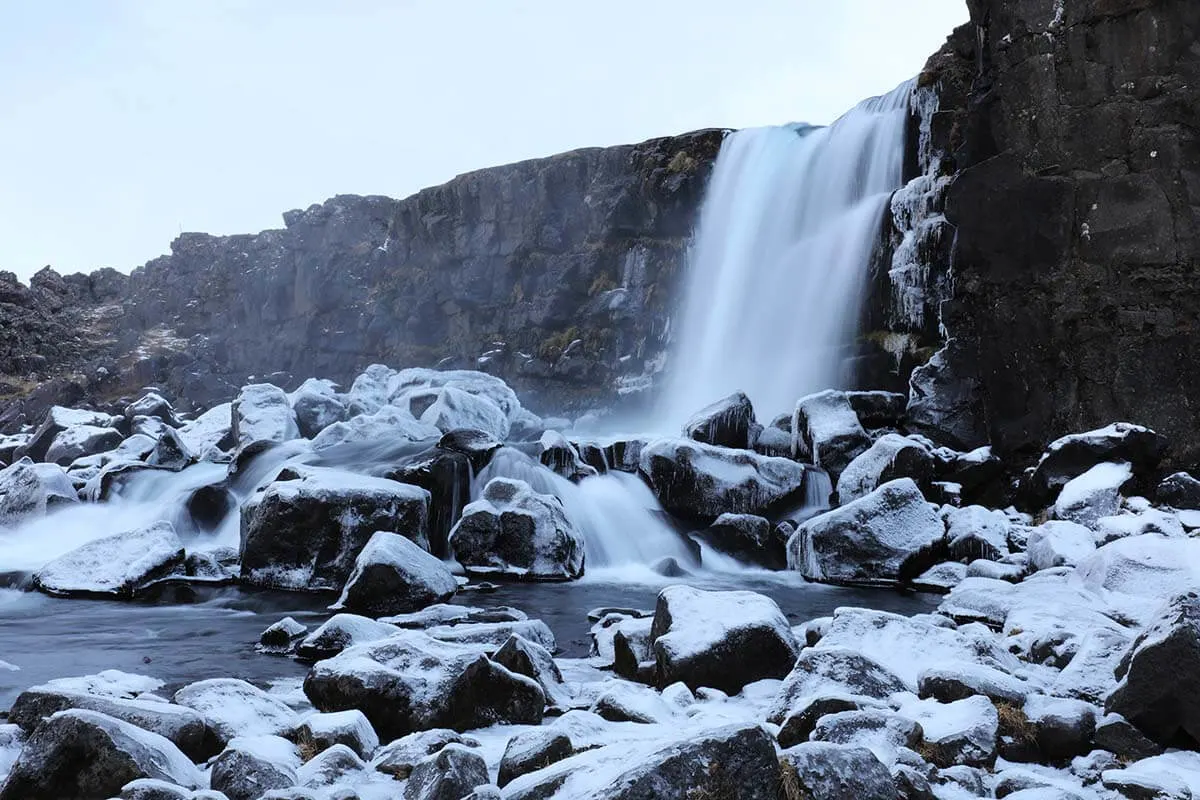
[
  {"x1": 0, "y1": 130, "x2": 724, "y2": 426},
  {"x1": 912, "y1": 0, "x2": 1200, "y2": 466}
]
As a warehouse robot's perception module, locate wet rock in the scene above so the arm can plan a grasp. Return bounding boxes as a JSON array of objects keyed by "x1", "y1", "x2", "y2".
[
  {"x1": 682, "y1": 391, "x2": 759, "y2": 450},
  {"x1": 846, "y1": 390, "x2": 908, "y2": 429},
  {"x1": 537, "y1": 430, "x2": 597, "y2": 482},
  {"x1": 793, "y1": 390, "x2": 872, "y2": 477},
  {"x1": 639, "y1": 437, "x2": 805, "y2": 522},
  {"x1": 691, "y1": 513, "x2": 783, "y2": 569},
  {"x1": 448, "y1": 477, "x2": 584, "y2": 581},
  {"x1": 498, "y1": 730, "x2": 573, "y2": 787},
  {"x1": 332, "y1": 531, "x2": 458, "y2": 617},
  {"x1": 788, "y1": 478, "x2": 945, "y2": 584},
  {"x1": 32, "y1": 521, "x2": 185, "y2": 599},
  {"x1": 649, "y1": 585, "x2": 798, "y2": 694},
  {"x1": 0, "y1": 709, "x2": 201, "y2": 800},
  {"x1": 779, "y1": 741, "x2": 898, "y2": 800},
  {"x1": 231, "y1": 384, "x2": 299, "y2": 447},
  {"x1": 239, "y1": 466, "x2": 430, "y2": 590},
  {"x1": 145, "y1": 427, "x2": 194, "y2": 471}
]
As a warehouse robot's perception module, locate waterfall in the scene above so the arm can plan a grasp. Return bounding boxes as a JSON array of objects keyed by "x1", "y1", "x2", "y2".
[{"x1": 660, "y1": 79, "x2": 915, "y2": 425}]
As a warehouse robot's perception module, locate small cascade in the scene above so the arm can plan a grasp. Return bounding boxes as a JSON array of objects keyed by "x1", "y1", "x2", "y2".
[{"x1": 660, "y1": 79, "x2": 916, "y2": 424}]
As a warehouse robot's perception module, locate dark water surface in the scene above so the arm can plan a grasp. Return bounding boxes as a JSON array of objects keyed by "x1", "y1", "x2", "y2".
[{"x1": 0, "y1": 575, "x2": 937, "y2": 708}]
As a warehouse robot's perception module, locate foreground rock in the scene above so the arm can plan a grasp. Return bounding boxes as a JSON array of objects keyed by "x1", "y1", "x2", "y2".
[
  {"x1": 639, "y1": 437, "x2": 805, "y2": 521},
  {"x1": 779, "y1": 741, "x2": 898, "y2": 800},
  {"x1": 648, "y1": 586, "x2": 798, "y2": 694},
  {"x1": 449, "y1": 477, "x2": 585, "y2": 581},
  {"x1": 0, "y1": 709, "x2": 201, "y2": 800},
  {"x1": 32, "y1": 521, "x2": 185, "y2": 598},
  {"x1": 240, "y1": 467, "x2": 430, "y2": 590},
  {"x1": 788, "y1": 478, "x2": 944, "y2": 584},
  {"x1": 333, "y1": 531, "x2": 458, "y2": 617}
]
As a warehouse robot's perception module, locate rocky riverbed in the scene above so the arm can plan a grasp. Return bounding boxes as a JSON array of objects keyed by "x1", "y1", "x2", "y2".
[{"x1": 1, "y1": 366, "x2": 1198, "y2": 799}]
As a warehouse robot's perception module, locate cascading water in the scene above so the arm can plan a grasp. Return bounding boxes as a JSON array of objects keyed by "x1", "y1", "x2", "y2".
[{"x1": 660, "y1": 79, "x2": 915, "y2": 424}]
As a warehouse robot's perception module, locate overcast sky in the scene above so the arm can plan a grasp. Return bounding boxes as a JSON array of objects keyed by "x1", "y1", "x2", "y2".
[{"x1": 1, "y1": 0, "x2": 967, "y2": 281}]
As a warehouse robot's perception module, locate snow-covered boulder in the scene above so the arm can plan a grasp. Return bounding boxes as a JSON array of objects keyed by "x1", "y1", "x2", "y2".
[
  {"x1": 8, "y1": 673, "x2": 206, "y2": 759},
  {"x1": 682, "y1": 391, "x2": 759, "y2": 450},
  {"x1": 400, "y1": 743, "x2": 490, "y2": 800},
  {"x1": 788, "y1": 478, "x2": 945, "y2": 584},
  {"x1": 125, "y1": 392, "x2": 178, "y2": 425},
  {"x1": 344, "y1": 364, "x2": 396, "y2": 416},
  {"x1": 498, "y1": 730, "x2": 573, "y2": 787},
  {"x1": 1106, "y1": 593, "x2": 1200, "y2": 747},
  {"x1": 493, "y1": 634, "x2": 570, "y2": 708},
  {"x1": 1021, "y1": 695, "x2": 1097, "y2": 762},
  {"x1": 647, "y1": 586, "x2": 798, "y2": 694},
  {"x1": 19, "y1": 406, "x2": 120, "y2": 463},
  {"x1": 231, "y1": 384, "x2": 300, "y2": 447},
  {"x1": 0, "y1": 457, "x2": 77, "y2": 525},
  {"x1": 1027, "y1": 521, "x2": 1096, "y2": 571},
  {"x1": 691, "y1": 513, "x2": 783, "y2": 569},
  {"x1": 1158, "y1": 471, "x2": 1200, "y2": 510},
  {"x1": 176, "y1": 403, "x2": 233, "y2": 455},
  {"x1": 303, "y1": 630, "x2": 544, "y2": 740},
  {"x1": 793, "y1": 390, "x2": 873, "y2": 477},
  {"x1": 639, "y1": 437, "x2": 805, "y2": 521},
  {"x1": 259, "y1": 617, "x2": 308, "y2": 653},
  {"x1": 836, "y1": 434, "x2": 934, "y2": 504},
  {"x1": 537, "y1": 430, "x2": 597, "y2": 482},
  {"x1": 944, "y1": 504, "x2": 1012, "y2": 562},
  {"x1": 44, "y1": 424, "x2": 125, "y2": 466},
  {"x1": 918, "y1": 664, "x2": 1029, "y2": 705},
  {"x1": 296, "y1": 710, "x2": 379, "y2": 760},
  {"x1": 448, "y1": 477, "x2": 584, "y2": 581},
  {"x1": 1025, "y1": 422, "x2": 1166, "y2": 506},
  {"x1": 408, "y1": 385, "x2": 510, "y2": 442},
  {"x1": 332, "y1": 531, "x2": 458, "y2": 617},
  {"x1": 1052, "y1": 462, "x2": 1132, "y2": 527},
  {"x1": 1076, "y1": 535, "x2": 1200, "y2": 604},
  {"x1": 778, "y1": 741, "x2": 898, "y2": 800},
  {"x1": 591, "y1": 681, "x2": 676, "y2": 724},
  {"x1": 239, "y1": 467, "x2": 430, "y2": 590},
  {"x1": 295, "y1": 614, "x2": 401, "y2": 661},
  {"x1": 288, "y1": 378, "x2": 346, "y2": 439},
  {"x1": 33, "y1": 521, "x2": 185, "y2": 599},
  {"x1": 388, "y1": 368, "x2": 521, "y2": 419},
  {"x1": 144, "y1": 427, "x2": 194, "y2": 471},
  {"x1": 210, "y1": 735, "x2": 299, "y2": 800},
  {"x1": 897, "y1": 694, "x2": 999, "y2": 768},
  {"x1": 0, "y1": 709, "x2": 202, "y2": 800},
  {"x1": 296, "y1": 742, "x2": 366, "y2": 790},
  {"x1": 425, "y1": 618, "x2": 556, "y2": 652},
  {"x1": 369, "y1": 729, "x2": 481, "y2": 779},
  {"x1": 310, "y1": 405, "x2": 440, "y2": 451},
  {"x1": 172, "y1": 679, "x2": 300, "y2": 749},
  {"x1": 809, "y1": 709, "x2": 923, "y2": 765},
  {"x1": 1094, "y1": 506, "x2": 1184, "y2": 543},
  {"x1": 1101, "y1": 752, "x2": 1200, "y2": 800}
]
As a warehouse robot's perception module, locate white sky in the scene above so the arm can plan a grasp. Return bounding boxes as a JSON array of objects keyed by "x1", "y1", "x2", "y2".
[{"x1": 0, "y1": 0, "x2": 967, "y2": 281}]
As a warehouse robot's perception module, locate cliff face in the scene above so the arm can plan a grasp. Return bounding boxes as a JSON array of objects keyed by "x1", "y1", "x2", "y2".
[
  {"x1": 908, "y1": 0, "x2": 1200, "y2": 466},
  {"x1": 0, "y1": 130, "x2": 723, "y2": 425}
]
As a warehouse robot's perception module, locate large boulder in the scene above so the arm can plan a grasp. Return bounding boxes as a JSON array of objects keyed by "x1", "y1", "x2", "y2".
[
  {"x1": 1106, "y1": 592, "x2": 1200, "y2": 747},
  {"x1": 32, "y1": 521, "x2": 185, "y2": 599},
  {"x1": 1052, "y1": 462, "x2": 1132, "y2": 527},
  {"x1": 231, "y1": 384, "x2": 300, "y2": 447},
  {"x1": 648, "y1": 586, "x2": 799, "y2": 694},
  {"x1": 0, "y1": 709, "x2": 201, "y2": 800},
  {"x1": 682, "y1": 391, "x2": 759, "y2": 450},
  {"x1": 787, "y1": 478, "x2": 945, "y2": 584},
  {"x1": 537, "y1": 430, "x2": 597, "y2": 483},
  {"x1": 333, "y1": 531, "x2": 458, "y2": 617},
  {"x1": 303, "y1": 630, "x2": 544, "y2": 741},
  {"x1": 409, "y1": 385, "x2": 511, "y2": 443},
  {"x1": 239, "y1": 467, "x2": 430, "y2": 590},
  {"x1": 403, "y1": 743, "x2": 490, "y2": 800},
  {"x1": 172, "y1": 679, "x2": 300, "y2": 750},
  {"x1": 638, "y1": 437, "x2": 805, "y2": 522},
  {"x1": 175, "y1": 403, "x2": 233, "y2": 455},
  {"x1": 145, "y1": 428, "x2": 194, "y2": 471},
  {"x1": 793, "y1": 390, "x2": 872, "y2": 477},
  {"x1": 778, "y1": 741, "x2": 898, "y2": 800},
  {"x1": 691, "y1": 513, "x2": 783, "y2": 569},
  {"x1": 210, "y1": 736, "x2": 299, "y2": 800},
  {"x1": 125, "y1": 392, "x2": 178, "y2": 425},
  {"x1": 17, "y1": 406, "x2": 120, "y2": 463},
  {"x1": 0, "y1": 457, "x2": 78, "y2": 525},
  {"x1": 310, "y1": 405, "x2": 440, "y2": 451},
  {"x1": 288, "y1": 378, "x2": 346, "y2": 439},
  {"x1": 448, "y1": 477, "x2": 584, "y2": 581},
  {"x1": 1025, "y1": 423, "x2": 1166, "y2": 507},
  {"x1": 943, "y1": 505, "x2": 1012, "y2": 562},
  {"x1": 295, "y1": 710, "x2": 379, "y2": 760},
  {"x1": 1158, "y1": 472, "x2": 1200, "y2": 510},
  {"x1": 836, "y1": 434, "x2": 934, "y2": 504},
  {"x1": 44, "y1": 424, "x2": 125, "y2": 466}
]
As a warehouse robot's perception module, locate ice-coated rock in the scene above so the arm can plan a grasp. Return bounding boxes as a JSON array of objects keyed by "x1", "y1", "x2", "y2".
[
  {"x1": 231, "y1": 384, "x2": 300, "y2": 447},
  {"x1": 691, "y1": 512, "x2": 782, "y2": 569},
  {"x1": 239, "y1": 466, "x2": 430, "y2": 590},
  {"x1": 639, "y1": 437, "x2": 806, "y2": 522},
  {"x1": 387, "y1": 368, "x2": 521, "y2": 420},
  {"x1": 332, "y1": 531, "x2": 458, "y2": 617},
  {"x1": 0, "y1": 709, "x2": 202, "y2": 800},
  {"x1": 296, "y1": 709, "x2": 379, "y2": 760},
  {"x1": 682, "y1": 391, "x2": 759, "y2": 450},
  {"x1": 410, "y1": 385, "x2": 511, "y2": 443},
  {"x1": 1106, "y1": 592, "x2": 1200, "y2": 747},
  {"x1": 1027, "y1": 521, "x2": 1096, "y2": 571},
  {"x1": 44, "y1": 423, "x2": 125, "y2": 466},
  {"x1": 310, "y1": 405, "x2": 440, "y2": 451},
  {"x1": 172, "y1": 679, "x2": 299, "y2": 749},
  {"x1": 33, "y1": 521, "x2": 185, "y2": 599},
  {"x1": 1026, "y1": 422, "x2": 1166, "y2": 507},
  {"x1": 836, "y1": 434, "x2": 934, "y2": 504},
  {"x1": 448, "y1": 477, "x2": 584, "y2": 581},
  {"x1": 647, "y1": 585, "x2": 798, "y2": 694},
  {"x1": 210, "y1": 736, "x2": 299, "y2": 800},
  {"x1": 0, "y1": 457, "x2": 77, "y2": 524},
  {"x1": 403, "y1": 743, "x2": 490, "y2": 800},
  {"x1": 779, "y1": 741, "x2": 898, "y2": 800},
  {"x1": 288, "y1": 378, "x2": 347, "y2": 439},
  {"x1": 295, "y1": 614, "x2": 401, "y2": 661},
  {"x1": 176, "y1": 403, "x2": 234, "y2": 455},
  {"x1": 8, "y1": 676, "x2": 207, "y2": 760},
  {"x1": 145, "y1": 427, "x2": 194, "y2": 471},
  {"x1": 498, "y1": 730, "x2": 573, "y2": 787},
  {"x1": 788, "y1": 478, "x2": 945, "y2": 584},
  {"x1": 793, "y1": 390, "x2": 873, "y2": 477},
  {"x1": 303, "y1": 630, "x2": 544, "y2": 740},
  {"x1": 537, "y1": 430, "x2": 597, "y2": 482},
  {"x1": 1053, "y1": 462, "x2": 1132, "y2": 527}
]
